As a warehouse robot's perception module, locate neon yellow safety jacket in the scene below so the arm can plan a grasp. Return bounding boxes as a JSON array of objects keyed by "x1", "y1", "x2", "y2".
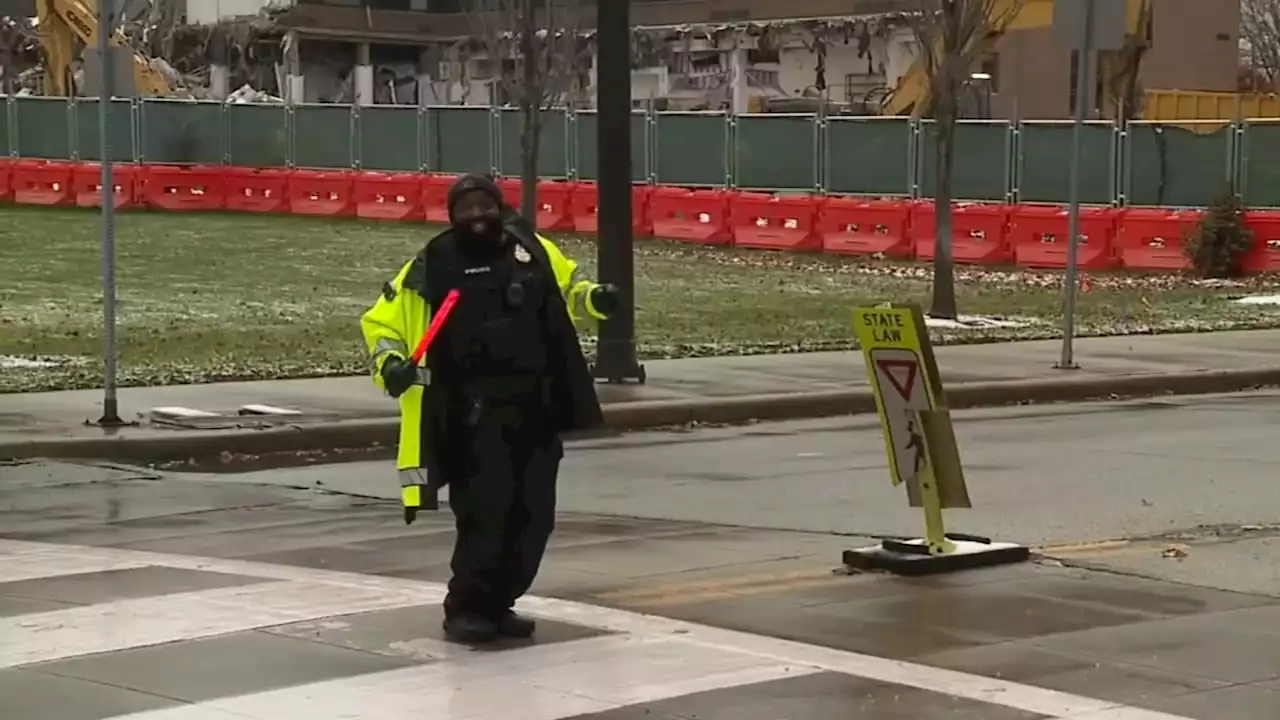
[{"x1": 360, "y1": 223, "x2": 609, "y2": 515}]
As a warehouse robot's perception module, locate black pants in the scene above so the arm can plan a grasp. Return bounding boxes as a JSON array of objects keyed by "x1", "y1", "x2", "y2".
[{"x1": 443, "y1": 404, "x2": 562, "y2": 619}]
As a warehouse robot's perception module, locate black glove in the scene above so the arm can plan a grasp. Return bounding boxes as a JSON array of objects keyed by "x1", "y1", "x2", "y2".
[
  {"x1": 589, "y1": 283, "x2": 621, "y2": 317},
  {"x1": 380, "y1": 354, "x2": 418, "y2": 398}
]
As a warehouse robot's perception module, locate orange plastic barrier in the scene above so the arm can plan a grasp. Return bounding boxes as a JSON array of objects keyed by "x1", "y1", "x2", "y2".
[
  {"x1": 71, "y1": 163, "x2": 143, "y2": 209},
  {"x1": 1113, "y1": 208, "x2": 1201, "y2": 271},
  {"x1": 11, "y1": 160, "x2": 73, "y2": 206},
  {"x1": 355, "y1": 172, "x2": 424, "y2": 222},
  {"x1": 0, "y1": 159, "x2": 11, "y2": 201},
  {"x1": 912, "y1": 202, "x2": 1013, "y2": 265},
  {"x1": 818, "y1": 198, "x2": 913, "y2": 258},
  {"x1": 497, "y1": 178, "x2": 575, "y2": 231},
  {"x1": 421, "y1": 174, "x2": 457, "y2": 224},
  {"x1": 288, "y1": 170, "x2": 354, "y2": 217},
  {"x1": 223, "y1": 167, "x2": 289, "y2": 213},
  {"x1": 1243, "y1": 211, "x2": 1280, "y2": 273},
  {"x1": 569, "y1": 182, "x2": 653, "y2": 237},
  {"x1": 649, "y1": 188, "x2": 731, "y2": 245},
  {"x1": 142, "y1": 165, "x2": 224, "y2": 212},
  {"x1": 729, "y1": 192, "x2": 822, "y2": 252},
  {"x1": 1009, "y1": 205, "x2": 1120, "y2": 270}
]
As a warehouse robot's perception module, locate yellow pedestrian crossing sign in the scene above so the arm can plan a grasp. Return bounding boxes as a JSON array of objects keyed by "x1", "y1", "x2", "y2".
[
  {"x1": 853, "y1": 307, "x2": 937, "y2": 488},
  {"x1": 853, "y1": 304, "x2": 971, "y2": 553},
  {"x1": 844, "y1": 303, "x2": 1029, "y2": 573}
]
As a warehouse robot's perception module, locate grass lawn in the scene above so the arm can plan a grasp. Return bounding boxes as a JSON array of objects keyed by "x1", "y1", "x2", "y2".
[{"x1": 2, "y1": 205, "x2": 1279, "y2": 393}]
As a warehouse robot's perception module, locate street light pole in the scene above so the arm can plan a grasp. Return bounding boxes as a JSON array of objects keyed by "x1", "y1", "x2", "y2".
[
  {"x1": 1058, "y1": 0, "x2": 1095, "y2": 371},
  {"x1": 97, "y1": 0, "x2": 123, "y2": 425},
  {"x1": 592, "y1": 0, "x2": 644, "y2": 383}
]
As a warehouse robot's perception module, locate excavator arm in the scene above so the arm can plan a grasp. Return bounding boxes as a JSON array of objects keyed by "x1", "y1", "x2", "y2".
[
  {"x1": 881, "y1": 0, "x2": 1149, "y2": 117},
  {"x1": 35, "y1": 0, "x2": 172, "y2": 97}
]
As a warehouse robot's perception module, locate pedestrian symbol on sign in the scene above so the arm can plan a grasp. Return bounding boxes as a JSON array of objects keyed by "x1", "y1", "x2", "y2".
[
  {"x1": 867, "y1": 348, "x2": 931, "y2": 487},
  {"x1": 905, "y1": 417, "x2": 926, "y2": 475}
]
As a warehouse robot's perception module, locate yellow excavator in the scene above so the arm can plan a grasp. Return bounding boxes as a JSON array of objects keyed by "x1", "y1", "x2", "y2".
[
  {"x1": 882, "y1": 0, "x2": 1151, "y2": 119},
  {"x1": 36, "y1": 0, "x2": 174, "y2": 97}
]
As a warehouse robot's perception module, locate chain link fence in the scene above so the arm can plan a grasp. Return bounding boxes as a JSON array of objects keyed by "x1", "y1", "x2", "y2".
[{"x1": 0, "y1": 96, "x2": 1261, "y2": 207}]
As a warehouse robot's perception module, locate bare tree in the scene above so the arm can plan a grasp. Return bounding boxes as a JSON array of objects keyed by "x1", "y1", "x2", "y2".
[
  {"x1": 911, "y1": 0, "x2": 1021, "y2": 319},
  {"x1": 473, "y1": 0, "x2": 589, "y2": 226},
  {"x1": 1243, "y1": 0, "x2": 1280, "y2": 91},
  {"x1": 1098, "y1": 0, "x2": 1153, "y2": 122}
]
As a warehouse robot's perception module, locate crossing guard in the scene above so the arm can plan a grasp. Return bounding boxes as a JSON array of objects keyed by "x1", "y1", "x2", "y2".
[{"x1": 844, "y1": 303, "x2": 1029, "y2": 575}]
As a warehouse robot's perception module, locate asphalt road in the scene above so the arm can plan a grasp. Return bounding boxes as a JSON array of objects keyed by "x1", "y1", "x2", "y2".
[
  {"x1": 8, "y1": 392, "x2": 1280, "y2": 717},
  {"x1": 197, "y1": 390, "x2": 1280, "y2": 550}
]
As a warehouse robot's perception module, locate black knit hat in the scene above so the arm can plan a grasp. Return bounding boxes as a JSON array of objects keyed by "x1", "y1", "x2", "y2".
[{"x1": 447, "y1": 173, "x2": 504, "y2": 222}]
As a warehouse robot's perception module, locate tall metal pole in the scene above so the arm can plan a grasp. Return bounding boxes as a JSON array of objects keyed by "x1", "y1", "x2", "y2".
[
  {"x1": 98, "y1": 2, "x2": 123, "y2": 424},
  {"x1": 1058, "y1": 0, "x2": 1095, "y2": 371},
  {"x1": 593, "y1": 0, "x2": 644, "y2": 383}
]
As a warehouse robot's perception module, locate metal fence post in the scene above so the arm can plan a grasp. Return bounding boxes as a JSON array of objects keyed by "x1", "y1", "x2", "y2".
[
  {"x1": 130, "y1": 99, "x2": 140, "y2": 163},
  {"x1": 417, "y1": 105, "x2": 428, "y2": 172},
  {"x1": 1118, "y1": 121, "x2": 1132, "y2": 206},
  {"x1": 910, "y1": 119, "x2": 923, "y2": 199},
  {"x1": 813, "y1": 111, "x2": 824, "y2": 193},
  {"x1": 1010, "y1": 120, "x2": 1023, "y2": 204},
  {"x1": 646, "y1": 105, "x2": 657, "y2": 184},
  {"x1": 286, "y1": 104, "x2": 296, "y2": 169},
  {"x1": 488, "y1": 105, "x2": 500, "y2": 177},
  {"x1": 1003, "y1": 120, "x2": 1015, "y2": 203},
  {"x1": 1239, "y1": 120, "x2": 1252, "y2": 203},
  {"x1": 725, "y1": 112, "x2": 735, "y2": 189},
  {"x1": 65, "y1": 97, "x2": 76, "y2": 161},
  {"x1": 351, "y1": 103, "x2": 361, "y2": 170}
]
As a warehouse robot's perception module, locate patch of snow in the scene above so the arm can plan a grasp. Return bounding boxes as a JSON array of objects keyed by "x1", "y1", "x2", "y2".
[
  {"x1": 925, "y1": 315, "x2": 1033, "y2": 330},
  {"x1": 0, "y1": 355, "x2": 62, "y2": 369},
  {"x1": 1233, "y1": 294, "x2": 1280, "y2": 305}
]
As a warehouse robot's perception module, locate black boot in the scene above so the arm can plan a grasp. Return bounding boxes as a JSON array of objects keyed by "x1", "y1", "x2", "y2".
[
  {"x1": 443, "y1": 613, "x2": 498, "y2": 644},
  {"x1": 493, "y1": 610, "x2": 536, "y2": 639}
]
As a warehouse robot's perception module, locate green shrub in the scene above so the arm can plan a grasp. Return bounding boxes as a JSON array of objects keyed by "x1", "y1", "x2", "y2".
[{"x1": 1184, "y1": 186, "x2": 1253, "y2": 278}]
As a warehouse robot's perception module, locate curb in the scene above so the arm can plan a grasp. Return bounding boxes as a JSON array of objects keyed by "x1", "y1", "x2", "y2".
[{"x1": 6, "y1": 367, "x2": 1280, "y2": 464}]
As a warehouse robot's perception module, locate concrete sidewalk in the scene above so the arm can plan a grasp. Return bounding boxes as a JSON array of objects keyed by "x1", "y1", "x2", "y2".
[{"x1": 3, "y1": 329, "x2": 1280, "y2": 462}]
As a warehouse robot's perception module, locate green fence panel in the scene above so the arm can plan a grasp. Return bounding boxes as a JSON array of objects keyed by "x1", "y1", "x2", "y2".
[
  {"x1": 1125, "y1": 122, "x2": 1234, "y2": 207},
  {"x1": 824, "y1": 117, "x2": 912, "y2": 196},
  {"x1": 654, "y1": 112, "x2": 728, "y2": 187},
  {"x1": 496, "y1": 108, "x2": 569, "y2": 178},
  {"x1": 74, "y1": 99, "x2": 134, "y2": 162},
  {"x1": 139, "y1": 99, "x2": 223, "y2": 164},
  {"x1": 735, "y1": 114, "x2": 817, "y2": 190},
  {"x1": 1017, "y1": 121, "x2": 1115, "y2": 204},
  {"x1": 426, "y1": 106, "x2": 492, "y2": 173},
  {"x1": 918, "y1": 120, "x2": 1011, "y2": 201},
  {"x1": 226, "y1": 103, "x2": 287, "y2": 168},
  {"x1": 293, "y1": 104, "x2": 353, "y2": 169},
  {"x1": 360, "y1": 105, "x2": 420, "y2": 171},
  {"x1": 1242, "y1": 120, "x2": 1280, "y2": 208},
  {"x1": 14, "y1": 97, "x2": 72, "y2": 160},
  {"x1": 571, "y1": 110, "x2": 648, "y2": 182}
]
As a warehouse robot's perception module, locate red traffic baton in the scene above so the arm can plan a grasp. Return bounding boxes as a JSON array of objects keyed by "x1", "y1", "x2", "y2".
[{"x1": 411, "y1": 289, "x2": 461, "y2": 364}]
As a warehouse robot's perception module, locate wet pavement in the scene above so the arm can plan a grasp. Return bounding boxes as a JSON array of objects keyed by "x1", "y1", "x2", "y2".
[
  {"x1": 6, "y1": 391, "x2": 1280, "y2": 718},
  {"x1": 6, "y1": 328, "x2": 1280, "y2": 450}
]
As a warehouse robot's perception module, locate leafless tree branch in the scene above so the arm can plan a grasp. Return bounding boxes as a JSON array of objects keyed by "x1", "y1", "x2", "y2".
[
  {"x1": 913, "y1": 0, "x2": 1020, "y2": 121},
  {"x1": 1243, "y1": 0, "x2": 1280, "y2": 90},
  {"x1": 470, "y1": 0, "x2": 590, "y2": 225},
  {"x1": 472, "y1": 0, "x2": 589, "y2": 110}
]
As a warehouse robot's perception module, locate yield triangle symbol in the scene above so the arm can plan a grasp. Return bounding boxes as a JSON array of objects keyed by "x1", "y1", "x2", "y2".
[{"x1": 877, "y1": 359, "x2": 918, "y2": 401}]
